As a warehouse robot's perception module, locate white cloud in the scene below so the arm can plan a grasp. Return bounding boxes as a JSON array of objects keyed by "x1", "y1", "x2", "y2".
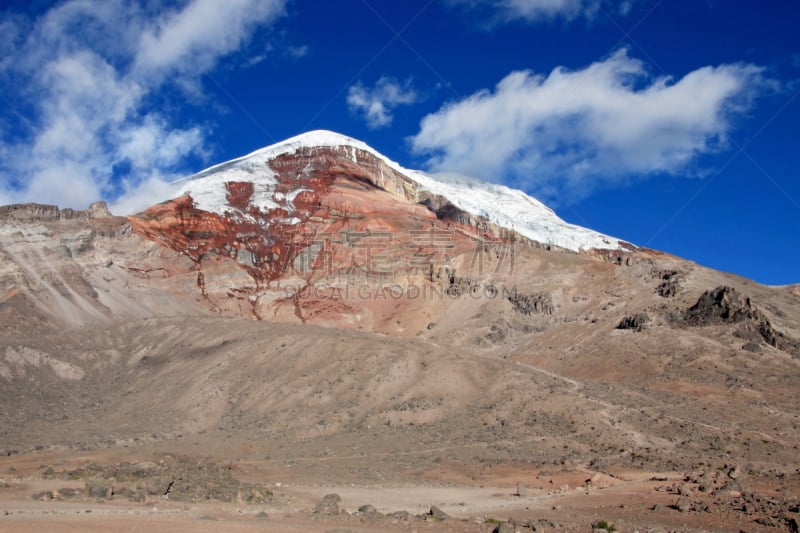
[
  {"x1": 448, "y1": 0, "x2": 634, "y2": 23},
  {"x1": 0, "y1": 0, "x2": 287, "y2": 214},
  {"x1": 117, "y1": 117, "x2": 206, "y2": 172},
  {"x1": 134, "y1": 0, "x2": 285, "y2": 79},
  {"x1": 347, "y1": 77, "x2": 419, "y2": 129},
  {"x1": 109, "y1": 174, "x2": 184, "y2": 216},
  {"x1": 411, "y1": 49, "x2": 767, "y2": 203},
  {"x1": 495, "y1": 0, "x2": 590, "y2": 20}
]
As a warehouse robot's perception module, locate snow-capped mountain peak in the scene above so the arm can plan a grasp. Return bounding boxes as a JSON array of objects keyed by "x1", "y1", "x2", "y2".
[{"x1": 168, "y1": 130, "x2": 631, "y2": 253}]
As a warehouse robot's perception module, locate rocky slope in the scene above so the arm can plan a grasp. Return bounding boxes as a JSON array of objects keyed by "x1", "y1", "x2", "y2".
[{"x1": 0, "y1": 132, "x2": 799, "y2": 531}]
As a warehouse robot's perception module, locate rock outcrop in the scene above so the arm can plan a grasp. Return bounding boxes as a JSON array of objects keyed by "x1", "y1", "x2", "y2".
[
  {"x1": 617, "y1": 312, "x2": 650, "y2": 331},
  {"x1": 507, "y1": 288, "x2": 554, "y2": 315},
  {"x1": 656, "y1": 269, "x2": 682, "y2": 298},
  {"x1": 684, "y1": 286, "x2": 800, "y2": 355},
  {"x1": 684, "y1": 286, "x2": 762, "y2": 325},
  {"x1": 0, "y1": 201, "x2": 112, "y2": 222}
]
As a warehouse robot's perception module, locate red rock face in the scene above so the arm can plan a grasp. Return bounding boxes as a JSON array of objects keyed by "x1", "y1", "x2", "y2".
[
  {"x1": 128, "y1": 146, "x2": 506, "y2": 325},
  {"x1": 225, "y1": 182, "x2": 254, "y2": 211}
]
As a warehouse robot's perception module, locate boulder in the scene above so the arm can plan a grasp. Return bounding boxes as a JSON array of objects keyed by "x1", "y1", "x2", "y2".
[{"x1": 315, "y1": 493, "x2": 341, "y2": 515}]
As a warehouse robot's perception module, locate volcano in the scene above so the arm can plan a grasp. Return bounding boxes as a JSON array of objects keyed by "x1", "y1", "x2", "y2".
[
  {"x1": 1, "y1": 131, "x2": 799, "y2": 531},
  {"x1": 126, "y1": 130, "x2": 637, "y2": 326}
]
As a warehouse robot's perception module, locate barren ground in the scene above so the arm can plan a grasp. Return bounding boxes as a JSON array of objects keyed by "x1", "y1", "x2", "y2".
[{"x1": 2, "y1": 217, "x2": 799, "y2": 531}]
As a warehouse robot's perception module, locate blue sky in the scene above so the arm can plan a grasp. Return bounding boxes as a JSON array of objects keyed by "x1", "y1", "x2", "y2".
[{"x1": 0, "y1": 1, "x2": 798, "y2": 285}]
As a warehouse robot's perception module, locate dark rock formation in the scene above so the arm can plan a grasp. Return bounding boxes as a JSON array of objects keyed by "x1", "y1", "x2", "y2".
[
  {"x1": 683, "y1": 286, "x2": 800, "y2": 356},
  {"x1": 685, "y1": 286, "x2": 761, "y2": 325},
  {"x1": 507, "y1": 289, "x2": 553, "y2": 315},
  {"x1": 656, "y1": 270, "x2": 682, "y2": 298},
  {"x1": 617, "y1": 312, "x2": 650, "y2": 331}
]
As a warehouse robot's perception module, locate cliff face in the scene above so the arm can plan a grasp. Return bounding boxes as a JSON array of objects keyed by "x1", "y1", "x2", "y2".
[
  {"x1": 126, "y1": 145, "x2": 518, "y2": 325},
  {"x1": 128, "y1": 145, "x2": 514, "y2": 275},
  {"x1": 0, "y1": 201, "x2": 112, "y2": 222},
  {"x1": 0, "y1": 204, "x2": 213, "y2": 336}
]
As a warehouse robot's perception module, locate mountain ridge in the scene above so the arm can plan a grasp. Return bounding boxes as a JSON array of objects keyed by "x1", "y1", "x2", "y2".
[
  {"x1": 168, "y1": 129, "x2": 634, "y2": 254},
  {"x1": 120, "y1": 130, "x2": 654, "y2": 327}
]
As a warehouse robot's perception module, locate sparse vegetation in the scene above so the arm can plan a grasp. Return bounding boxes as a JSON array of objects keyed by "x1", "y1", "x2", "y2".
[{"x1": 593, "y1": 520, "x2": 617, "y2": 532}]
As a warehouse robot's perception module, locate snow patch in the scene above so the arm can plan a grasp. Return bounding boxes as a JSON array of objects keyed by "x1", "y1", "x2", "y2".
[
  {"x1": 172, "y1": 157, "x2": 281, "y2": 215},
  {"x1": 408, "y1": 171, "x2": 624, "y2": 252}
]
